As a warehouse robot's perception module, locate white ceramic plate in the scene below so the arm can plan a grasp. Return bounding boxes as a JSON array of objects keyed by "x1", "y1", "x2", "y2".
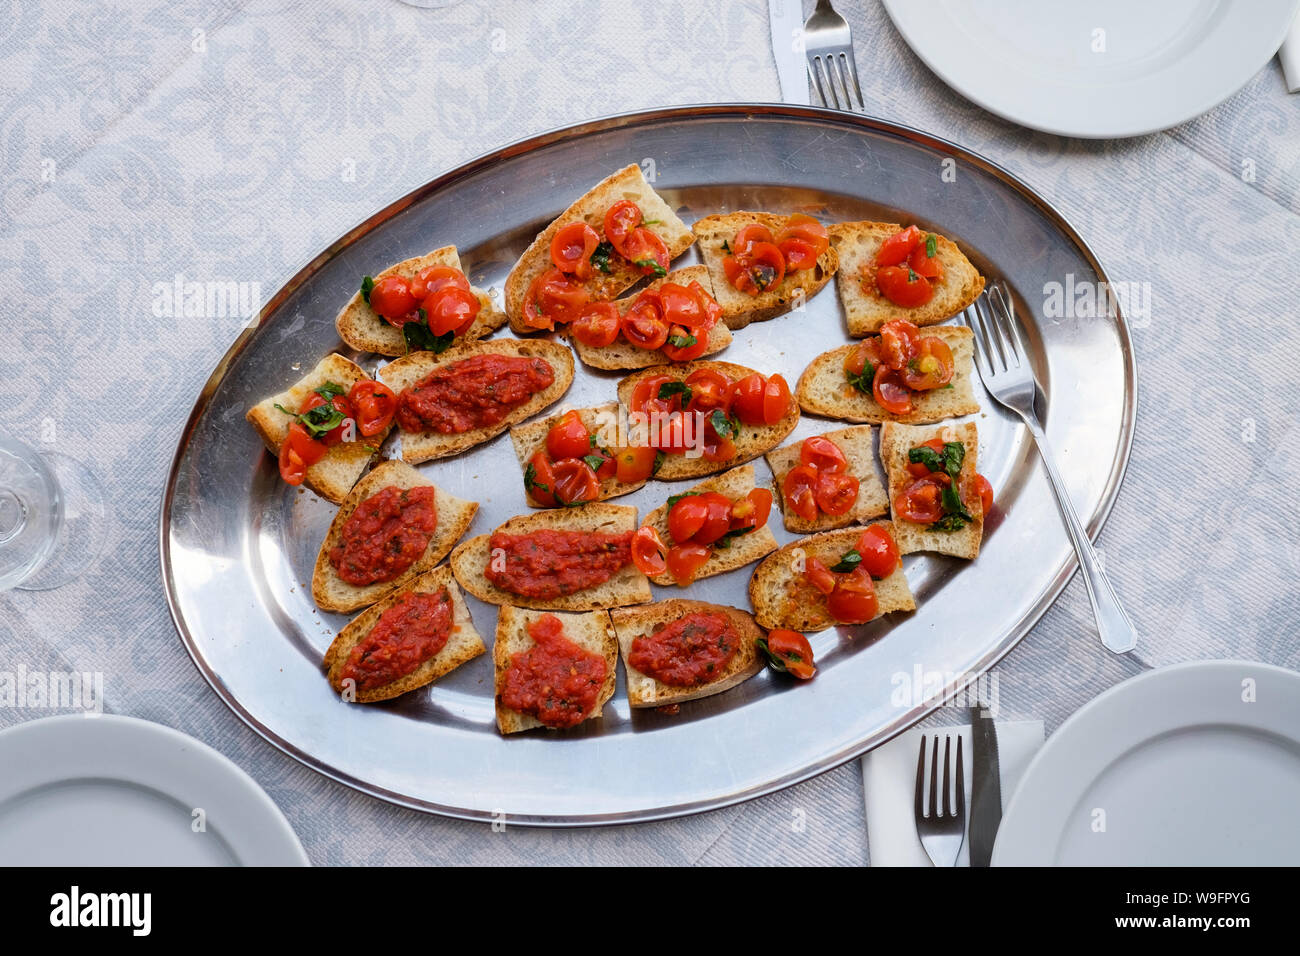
[
  {"x1": 0, "y1": 715, "x2": 309, "y2": 866},
  {"x1": 993, "y1": 660, "x2": 1300, "y2": 865},
  {"x1": 882, "y1": 0, "x2": 1299, "y2": 138}
]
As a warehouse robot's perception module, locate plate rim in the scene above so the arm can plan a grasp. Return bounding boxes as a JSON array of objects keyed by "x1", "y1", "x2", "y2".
[
  {"x1": 881, "y1": 0, "x2": 1300, "y2": 138},
  {"x1": 991, "y1": 659, "x2": 1300, "y2": 865},
  {"x1": 0, "y1": 713, "x2": 310, "y2": 865},
  {"x1": 158, "y1": 103, "x2": 1138, "y2": 826}
]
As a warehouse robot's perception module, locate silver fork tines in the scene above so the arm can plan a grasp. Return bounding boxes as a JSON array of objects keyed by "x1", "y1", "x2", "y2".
[
  {"x1": 914, "y1": 734, "x2": 965, "y2": 866},
  {"x1": 804, "y1": 0, "x2": 865, "y2": 112},
  {"x1": 964, "y1": 280, "x2": 1138, "y2": 655}
]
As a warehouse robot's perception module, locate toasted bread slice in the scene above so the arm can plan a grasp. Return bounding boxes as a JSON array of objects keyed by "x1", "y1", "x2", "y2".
[
  {"x1": 568, "y1": 266, "x2": 733, "y2": 370},
  {"x1": 494, "y1": 605, "x2": 618, "y2": 734},
  {"x1": 311, "y1": 460, "x2": 478, "y2": 613},
  {"x1": 640, "y1": 465, "x2": 779, "y2": 586},
  {"x1": 611, "y1": 599, "x2": 765, "y2": 708},
  {"x1": 322, "y1": 565, "x2": 484, "y2": 703},
  {"x1": 796, "y1": 326, "x2": 979, "y2": 425},
  {"x1": 379, "y1": 338, "x2": 574, "y2": 464},
  {"x1": 245, "y1": 353, "x2": 389, "y2": 504},
  {"x1": 827, "y1": 221, "x2": 985, "y2": 336},
  {"x1": 748, "y1": 523, "x2": 915, "y2": 632},
  {"x1": 764, "y1": 425, "x2": 889, "y2": 533},
  {"x1": 450, "y1": 503, "x2": 652, "y2": 611},
  {"x1": 509, "y1": 402, "x2": 645, "y2": 507},
  {"x1": 335, "y1": 245, "x2": 507, "y2": 357},
  {"x1": 692, "y1": 212, "x2": 839, "y2": 330},
  {"x1": 879, "y1": 420, "x2": 983, "y2": 559},
  {"x1": 503, "y1": 164, "x2": 694, "y2": 333},
  {"x1": 616, "y1": 360, "x2": 800, "y2": 480}
]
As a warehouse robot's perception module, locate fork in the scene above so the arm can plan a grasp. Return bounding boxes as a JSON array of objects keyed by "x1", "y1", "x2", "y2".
[
  {"x1": 804, "y1": 0, "x2": 866, "y2": 112},
  {"x1": 966, "y1": 281, "x2": 1138, "y2": 655},
  {"x1": 915, "y1": 734, "x2": 965, "y2": 866}
]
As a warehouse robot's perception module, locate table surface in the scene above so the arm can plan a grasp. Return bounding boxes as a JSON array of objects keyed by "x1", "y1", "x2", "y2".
[{"x1": 2, "y1": 0, "x2": 1297, "y2": 866}]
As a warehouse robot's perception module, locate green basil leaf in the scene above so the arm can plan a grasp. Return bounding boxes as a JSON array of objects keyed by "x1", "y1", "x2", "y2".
[
  {"x1": 666, "y1": 491, "x2": 700, "y2": 508},
  {"x1": 830, "y1": 549, "x2": 862, "y2": 573},
  {"x1": 590, "y1": 241, "x2": 614, "y2": 275},
  {"x1": 709, "y1": 408, "x2": 738, "y2": 439},
  {"x1": 847, "y1": 361, "x2": 875, "y2": 395},
  {"x1": 652, "y1": 450, "x2": 666, "y2": 475},
  {"x1": 658, "y1": 381, "x2": 692, "y2": 404},
  {"x1": 403, "y1": 319, "x2": 455, "y2": 355},
  {"x1": 314, "y1": 381, "x2": 347, "y2": 400},
  {"x1": 908, "y1": 445, "x2": 947, "y2": 474},
  {"x1": 925, "y1": 233, "x2": 937, "y2": 258},
  {"x1": 634, "y1": 258, "x2": 667, "y2": 278},
  {"x1": 523, "y1": 463, "x2": 549, "y2": 494},
  {"x1": 360, "y1": 275, "x2": 375, "y2": 304},
  {"x1": 666, "y1": 332, "x2": 697, "y2": 348},
  {"x1": 712, "y1": 525, "x2": 755, "y2": 550},
  {"x1": 582, "y1": 454, "x2": 606, "y2": 472}
]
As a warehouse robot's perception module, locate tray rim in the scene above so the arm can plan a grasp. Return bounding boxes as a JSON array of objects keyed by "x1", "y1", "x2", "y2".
[{"x1": 158, "y1": 103, "x2": 1138, "y2": 826}]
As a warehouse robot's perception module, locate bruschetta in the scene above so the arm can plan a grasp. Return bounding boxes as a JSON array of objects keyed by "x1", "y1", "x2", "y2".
[
  {"x1": 509, "y1": 403, "x2": 647, "y2": 508},
  {"x1": 879, "y1": 420, "x2": 988, "y2": 560},
  {"x1": 764, "y1": 425, "x2": 889, "y2": 533}
]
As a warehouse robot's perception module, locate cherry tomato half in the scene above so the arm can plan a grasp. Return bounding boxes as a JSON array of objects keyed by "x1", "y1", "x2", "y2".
[
  {"x1": 906, "y1": 438, "x2": 948, "y2": 478},
  {"x1": 878, "y1": 319, "x2": 920, "y2": 371},
  {"x1": 729, "y1": 374, "x2": 766, "y2": 425},
  {"x1": 545, "y1": 410, "x2": 591, "y2": 461},
  {"x1": 895, "y1": 475, "x2": 948, "y2": 524},
  {"x1": 299, "y1": 391, "x2": 352, "y2": 446},
  {"x1": 631, "y1": 526, "x2": 667, "y2": 576},
  {"x1": 660, "y1": 324, "x2": 708, "y2": 362},
  {"x1": 347, "y1": 380, "x2": 396, "y2": 437},
  {"x1": 800, "y1": 435, "x2": 847, "y2": 474},
  {"x1": 615, "y1": 445, "x2": 658, "y2": 483},
  {"x1": 570, "y1": 302, "x2": 621, "y2": 348},
  {"x1": 689, "y1": 492, "x2": 735, "y2": 545},
  {"x1": 900, "y1": 335, "x2": 955, "y2": 391},
  {"x1": 875, "y1": 225, "x2": 923, "y2": 267},
  {"x1": 278, "y1": 423, "x2": 327, "y2": 486},
  {"x1": 525, "y1": 451, "x2": 557, "y2": 507},
  {"x1": 622, "y1": 227, "x2": 670, "y2": 276},
  {"x1": 729, "y1": 488, "x2": 773, "y2": 532},
  {"x1": 814, "y1": 471, "x2": 859, "y2": 516},
  {"x1": 684, "y1": 369, "x2": 732, "y2": 415},
  {"x1": 873, "y1": 366, "x2": 914, "y2": 416},
  {"x1": 762, "y1": 374, "x2": 793, "y2": 425},
  {"x1": 803, "y1": 556, "x2": 836, "y2": 596},
  {"x1": 722, "y1": 242, "x2": 785, "y2": 296},
  {"x1": 604, "y1": 200, "x2": 642, "y2": 257},
  {"x1": 908, "y1": 241, "x2": 944, "y2": 281},
  {"x1": 551, "y1": 458, "x2": 600, "y2": 505},
  {"x1": 876, "y1": 265, "x2": 934, "y2": 308},
  {"x1": 523, "y1": 268, "x2": 590, "y2": 330},
  {"x1": 657, "y1": 282, "x2": 707, "y2": 329},
  {"x1": 826, "y1": 566, "x2": 879, "y2": 625},
  {"x1": 856, "y1": 525, "x2": 900, "y2": 579},
  {"x1": 621, "y1": 295, "x2": 670, "y2": 350},
  {"x1": 368, "y1": 275, "x2": 417, "y2": 324},
  {"x1": 972, "y1": 473, "x2": 994, "y2": 516},
  {"x1": 550, "y1": 222, "x2": 600, "y2": 279},
  {"x1": 422, "y1": 285, "x2": 480, "y2": 336},
  {"x1": 763, "y1": 629, "x2": 816, "y2": 679},
  {"x1": 409, "y1": 265, "x2": 470, "y2": 301},
  {"x1": 783, "y1": 464, "x2": 820, "y2": 522},
  {"x1": 666, "y1": 542, "x2": 711, "y2": 586}
]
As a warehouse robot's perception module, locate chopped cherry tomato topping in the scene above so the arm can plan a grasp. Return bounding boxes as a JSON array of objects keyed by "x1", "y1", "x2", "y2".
[
  {"x1": 826, "y1": 566, "x2": 878, "y2": 624},
  {"x1": 873, "y1": 366, "x2": 913, "y2": 416},
  {"x1": 422, "y1": 285, "x2": 480, "y2": 336},
  {"x1": 409, "y1": 265, "x2": 470, "y2": 301},
  {"x1": 523, "y1": 268, "x2": 590, "y2": 330},
  {"x1": 570, "y1": 302, "x2": 621, "y2": 347},
  {"x1": 666, "y1": 542, "x2": 711, "y2": 585},
  {"x1": 729, "y1": 488, "x2": 773, "y2": 532},
  {"x1": 761, "y1": 373, "x2": 793, "y2": 425},
  {"x1": 629, "y1": 373, "x2": 673, "y2": 416},
  {"x1": 604, "y1": 200, "x2": 642, "y2": 257},
  {"x1": 814, "y1": 470, "x2": 859, "y2": 516},
  {"x1": 856, "y1": 525, "x2": 900, "y2": 578},
  {"x1": 621, "y1": 294, "x2": 670, "y2": 350},
  {"x1": 631, "y1": 526, "x2": 667, "y2": 576},
  {"x1": 525, "y1": 451, "x2": 557, "y2": 507},
  {"x1": 875, "y1": 264, "x2": 934, "y2": 308},
  {"x1": 973, "y1": 473, "x2": 994, "y2": 515},
  {"x1": 778, "y1": 236, "x2": 820, "y2": 270},
  {"x1": 278, "y1": 423, "x2": 327, "y2": 486},
  {"x1": 545, "y1": 410, "x2": 591, "y2": 461},
  {"x1": 878, "y1": 319, "x2": 920, "y2": 371},
  {"x1": 895, "y1": 475, "x2": 948, "y2": 524},
  {"x1": 550, "y1": 222, "x2": 600, "y2": 279},
  {"x1": 901, "y1": 336, "x2": 955, "y2": 391},
  {"x1": 348, "y1": 380, "x2": 396, "y2": 437},
  {"x1": 875, "y1": 225, "x2": 923, "y2": 267},
  {"x1": 551, "y1": 458, "x2": 601, "y2": 505},
  {"x1": 908, "y1": 242, "x2": 944, "y2": 280},
  {"x1": 763, "y1": 629, "x2": 816, "y2": 679},
  {"x1": 782, "y1": 464, "x2": 820, "y2": 521},
  {"x1": 661, "y1": 324, "x2": 708, "y2": 362},
  {"x1": 775, "y1": 214, "x2": 829, "y2": 270},
  {"x1": 844, "y1": 337, "x2": 885, "y2": 378},
  {"x1": 657, "y1": 282, "x2": 708, "y2": 329},
  {"x1": 368, "y1": 275, "x2": 417, "y2": 324},
  {"x1": 690, "y1": 492, "x2": 735, "y2": 545},
  {"x1": 722, "y1": 241, "x2": 785, "y2": 295},
  {"x1": 667, "y1": 496, "x2": 709, "y2": 544},
  {"x1": 803, "y1": 556, "x2": 836, "y2": 596},
  {"x1": 684, "y1": 369, "x2": 732, "y2": 415},
  {"x1": 615, "y1": 445, "x2": 658, "y2": 483},
  {"x1": 906, "y1": 438, "x2": 948, "y2": 477},
  {"x1": 800, "y1": 435, "x2": 847, "y2": 474},
  {"x1": 299, "y1": 391, "x2": 352, "y2": 446},
  {"x1": 622, "y1": 227, "x2": 670, "y2": 276},
  {"x1": 729, "y1": 374, "x2": 767, "y2": 425},
  {"x1": 733, "y1": 223, "x2": 775, "y2": 255}
]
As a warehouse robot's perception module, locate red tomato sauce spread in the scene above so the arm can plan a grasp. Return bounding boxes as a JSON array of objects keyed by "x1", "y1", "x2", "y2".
[
  {"x1": 396, "y1": 354, "x2": 554, "y2": 434},
  {"x1": 340, "y1": 589, "x2": 453, "y2": 691},
  {"x1": 628, "y1": 612, "x2": 740, "y2": 687},
  {"x1": 499, "y1": 613, "x2": 607, "y2": 728},
  {"x1": 484, "y1": 529, "x2": 633, "y2": 600},
  {"x1": 329, "y1": 485, "x2": 438, "y2": 587}
]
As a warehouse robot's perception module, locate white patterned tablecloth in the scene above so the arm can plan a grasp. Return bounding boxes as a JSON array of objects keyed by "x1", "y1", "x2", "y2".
[{"x1": 1, "y1": 0, "x2": 1297, "y2": 865}]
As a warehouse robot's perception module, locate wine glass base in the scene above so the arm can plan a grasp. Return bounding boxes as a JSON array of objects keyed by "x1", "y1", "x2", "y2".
[{"x1": 17, "y1": 453, "x2": 108, "y2": 591}]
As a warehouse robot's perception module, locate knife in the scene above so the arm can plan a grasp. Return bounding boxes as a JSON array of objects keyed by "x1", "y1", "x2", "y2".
[
  {"x1": 768, "y1": 0, "x2": 809, "y2": 104},
  {"x1": 968, "y1": 704, "x2": 1002, "y2": 867}
]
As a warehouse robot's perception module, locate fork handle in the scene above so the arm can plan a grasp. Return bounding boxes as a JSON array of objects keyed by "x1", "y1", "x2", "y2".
[{"x1": 1021, "y1": 417, "x2": 1138, "y2": 654}]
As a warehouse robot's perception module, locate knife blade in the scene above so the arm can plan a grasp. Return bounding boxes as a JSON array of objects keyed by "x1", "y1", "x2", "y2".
[
  {"x1": 768, "y1": 0, "x2": 809, "y2": 105},
  {"x1": 968, "y1": 705, "x2": 1002, "y2": 867}
]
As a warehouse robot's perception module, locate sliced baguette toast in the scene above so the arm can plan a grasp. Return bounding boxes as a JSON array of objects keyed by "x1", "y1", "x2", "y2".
[
  {"x1": 610, "y1": 600, "x2": 765, "y2": 708},
  {"x1": 568, "y1": 265, "x2": 732, "y2": 370},
  {"x1": 494, "y1": 605, "x2": 618, "y2": 734},
  {"x1": 796, "y1": 326, "x2": 979, "y2": 425},
  {"x1": 378, "y1": 338, "x2": 574, "y2": 464},
  {"x1": 827, "y1": 221, "x2": 985, "y2": 336},
  {"x1": 322, "y1": 565, "x2": 484, "y2": 703},
  {"x1": 764, "y1": 425, "x2": 889, "y2": 533},
  {"x1": 640, "y1": 465, "x2": 779, "y2": 586},
  {"x1": 692, "y1": 212, "x2": 839, "y2": 330},
  {"x1": 879, "y1": 420, "x2": 983, "y2": 559},
  {"x1": 616, "y1": 360, "x2": 800, "y2": 481},
  {"x1": 509, "y1": 402, "x2": 645, "y2": 507},
  {"x1": 311, "y1": 460, "x2": 478, "y2": 613},
  {"x1": 748, "y1": 523, "x2": 916, "y2": 632},
  {"x1": 503, "y1": 164, "x2": 694, "y2": 333},
  {"x1": 335, "y1": 245, "x2": 507, "y2": 356},
  {"x1": 449, "y1": 503, "x2": 652, "y2": 611},
  {"x1": 245, "y1": 353, "x2": 389, "y2": 504}
]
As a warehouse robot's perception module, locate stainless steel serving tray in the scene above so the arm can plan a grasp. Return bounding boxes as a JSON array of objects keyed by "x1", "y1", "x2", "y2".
[{"x1": 161, "y1": 105, "x2": 1135, "y2": 825}]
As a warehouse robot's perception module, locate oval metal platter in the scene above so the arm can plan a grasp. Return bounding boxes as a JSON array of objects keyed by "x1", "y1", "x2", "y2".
[{"x1": 161, "y1": 105, "x2": 1136, "y2": 825}]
